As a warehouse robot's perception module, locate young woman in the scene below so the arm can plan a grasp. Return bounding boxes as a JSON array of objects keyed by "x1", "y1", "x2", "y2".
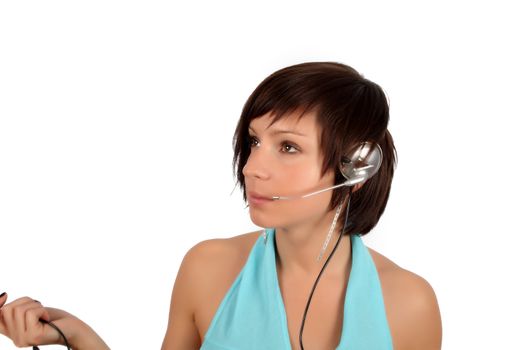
[{"x1": 0, "y1": 62, "x2": 442, "y2": 349}]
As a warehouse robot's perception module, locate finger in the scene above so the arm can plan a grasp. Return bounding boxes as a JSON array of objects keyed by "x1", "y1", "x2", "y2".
[
  {"x1": 14, "y1": 299, "x2": 40, "y2": 332},
  {"x1": 8, "y1": 299, "x2": 43, "y2": 346},
  {"x1": 0, "y1": 292, "x2": 7, "y2": 335},
  {"x1": 35, "y1": 301, "x2": 50, "y2": 322},
  {"x1": 25, "y1": 306, "x2": 57, "y2": 346},
  {"x1": 3, "y1": 296, "x2": 35, "y2": 309},
  {"x1": 0, "y1": 292, "x2": 6, "y2": 308},
  {"x1": 0, "y1": 296, "x2": 38, "y2": 338},
  {"x1": 0, "y1": 298, "x2": 26, "y2": 336},
  {"x1": 25, "y1": 304, "x2": 50, "y2": 330}
]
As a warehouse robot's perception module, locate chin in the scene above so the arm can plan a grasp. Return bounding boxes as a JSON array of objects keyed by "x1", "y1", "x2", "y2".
[
  {"x1": 249, "y1": 208, "x2": 278, "y2": 229},
  {"x1": 249, "y1": 212, "x2": 268, "y2": 228},
  {"x1": 249, "y1": 208, "x2": 304, "y2": 230}
]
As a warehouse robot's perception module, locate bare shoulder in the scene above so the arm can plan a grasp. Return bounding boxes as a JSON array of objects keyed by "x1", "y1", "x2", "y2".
[
  {"x1": 187, "y1": 229, "x2": 262, "y2": 266},
  {"x1": 368, "y1": 248, "x2": 443, "y2": 350},
  {"x1": 162, "y1": 230, "x2": 262, "y2": 349},
  {"x1": 184, "y1": 230, "x2": 262, "y2": 297},
  {"x1": 183, "y1": 230, "x2": 263, "y2": 297},
  {"x1": 173, "y1": 230, "x2": 262, "y2": 341}
]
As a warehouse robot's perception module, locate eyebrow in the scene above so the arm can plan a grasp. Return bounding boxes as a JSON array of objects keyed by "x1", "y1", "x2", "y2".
[{"x1": 248, "y1": 126, "x2": 307, "y2": 137}]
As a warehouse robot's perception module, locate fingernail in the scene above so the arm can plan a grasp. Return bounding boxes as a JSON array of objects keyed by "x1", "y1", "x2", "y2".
[{"x1": 0, "y1": 292, "x2": 6, "y2": 298}]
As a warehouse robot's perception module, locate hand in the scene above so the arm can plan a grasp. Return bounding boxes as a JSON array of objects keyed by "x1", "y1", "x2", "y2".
[
  {"x1": 0, "y1": 293, "x2": 61, "y2": 347},
  {"x1": 0, "y1": 292, "x2": 110, "y2": 350}
]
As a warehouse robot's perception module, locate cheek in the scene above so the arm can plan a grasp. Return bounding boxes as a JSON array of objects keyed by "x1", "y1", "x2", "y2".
[
  {"x1": 279, "y1": 162, "x2": 335, "y2": 196},
  {"x1": 248, "y1": 174, "x2": 336, "y2": 229},
  {"x1": 277, "y1": 162, "x2": 325, "y2": 191}
]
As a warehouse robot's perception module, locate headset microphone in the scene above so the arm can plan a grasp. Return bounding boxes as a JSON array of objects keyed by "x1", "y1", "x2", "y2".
[{"x1": 272, "y1": 141, "x2": 383, "y2": 200}]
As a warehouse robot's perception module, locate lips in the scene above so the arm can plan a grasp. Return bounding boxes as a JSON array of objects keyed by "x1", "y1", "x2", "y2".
[
  {"x1": 247, "y1": 191, "x2": 273, "y2": 204},
  {"x1": 248, "y1": 191, "x2": 271, "y2": 199}
]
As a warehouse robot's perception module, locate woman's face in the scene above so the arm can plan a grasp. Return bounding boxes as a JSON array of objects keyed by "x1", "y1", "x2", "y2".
[{"x1": 242, "y1": 110, "x2": 336, "y2": 229}]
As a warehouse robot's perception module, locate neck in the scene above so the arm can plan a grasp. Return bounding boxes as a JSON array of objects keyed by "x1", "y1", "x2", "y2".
[{"x1": 274, "y1": 208, "x2": 352, "y2": 278}]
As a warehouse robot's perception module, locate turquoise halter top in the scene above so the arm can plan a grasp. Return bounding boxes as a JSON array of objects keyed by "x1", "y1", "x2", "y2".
[{"x1": 200, "y1": 228, "x2": 393, "y2": 349}]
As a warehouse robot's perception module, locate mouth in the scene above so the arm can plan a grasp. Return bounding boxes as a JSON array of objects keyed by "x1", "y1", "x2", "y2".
[{"x1": 247, "y1": 192, "x2": 273, "y2": 205}]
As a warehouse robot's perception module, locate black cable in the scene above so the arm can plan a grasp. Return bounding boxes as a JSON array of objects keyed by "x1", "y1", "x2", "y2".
[
  {"x1": 32, "y1": 319, "x2": 71, "y2": 350},
  {"x1": 299, "y1": 191, "x2": 353, "y2": 350}
]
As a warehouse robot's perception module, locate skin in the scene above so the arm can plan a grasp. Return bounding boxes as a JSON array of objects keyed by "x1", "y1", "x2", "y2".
[
  {"x1": 162, "y1": 111, "x2": 442, "y2": 350},
  {"x1": 0, "y1": 295, "x2": 109, "y2": 349},
  {"x1": 0, "y1": 111, "x2": 442, "y2": 349}
]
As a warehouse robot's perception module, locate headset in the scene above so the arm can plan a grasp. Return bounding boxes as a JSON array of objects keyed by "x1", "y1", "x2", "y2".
[
  {"x1": 270, "y1": 141, "x2": 383, "y2": 350},
  {"x1": 271, "y1": 141, "x2": 383, "y2": 201}
]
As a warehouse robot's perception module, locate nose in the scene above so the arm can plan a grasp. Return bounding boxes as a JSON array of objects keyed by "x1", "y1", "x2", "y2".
[{"x1": 242, "y1": 147, "x2": 271, "y2": 181}]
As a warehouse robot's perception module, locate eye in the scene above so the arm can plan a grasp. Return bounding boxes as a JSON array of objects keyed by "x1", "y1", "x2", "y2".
[
  {"x1": 248, "y1": 135, "x2": 259, "y2": 147},
  {"x1": 281, "y1": 142, "x2": 299, "y2": 154}
]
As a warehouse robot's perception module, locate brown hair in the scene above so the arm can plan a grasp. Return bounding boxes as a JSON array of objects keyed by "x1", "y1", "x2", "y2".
[{"x1": 232, "y1": 62, "x2": 397, "y2": 236}]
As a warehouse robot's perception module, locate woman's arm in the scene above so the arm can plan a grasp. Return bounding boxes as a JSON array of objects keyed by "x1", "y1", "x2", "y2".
[{"x1": 0, "y1": 293, "x2": 109, "y2": 350}]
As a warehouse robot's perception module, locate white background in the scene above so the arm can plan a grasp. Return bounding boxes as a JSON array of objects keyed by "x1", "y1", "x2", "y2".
[{"x1": 1, "y1": 1, "x2": 524, "y2": 349}]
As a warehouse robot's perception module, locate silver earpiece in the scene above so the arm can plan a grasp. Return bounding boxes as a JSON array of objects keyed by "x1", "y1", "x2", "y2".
[{"x1": 339, "y1": 141, "x2": 383, "y2": 186}]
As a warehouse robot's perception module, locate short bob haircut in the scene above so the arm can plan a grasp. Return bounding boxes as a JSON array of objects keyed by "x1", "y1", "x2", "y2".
[{"x1": 232, "y1": 62, "x2": 397, "y2": 236}]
